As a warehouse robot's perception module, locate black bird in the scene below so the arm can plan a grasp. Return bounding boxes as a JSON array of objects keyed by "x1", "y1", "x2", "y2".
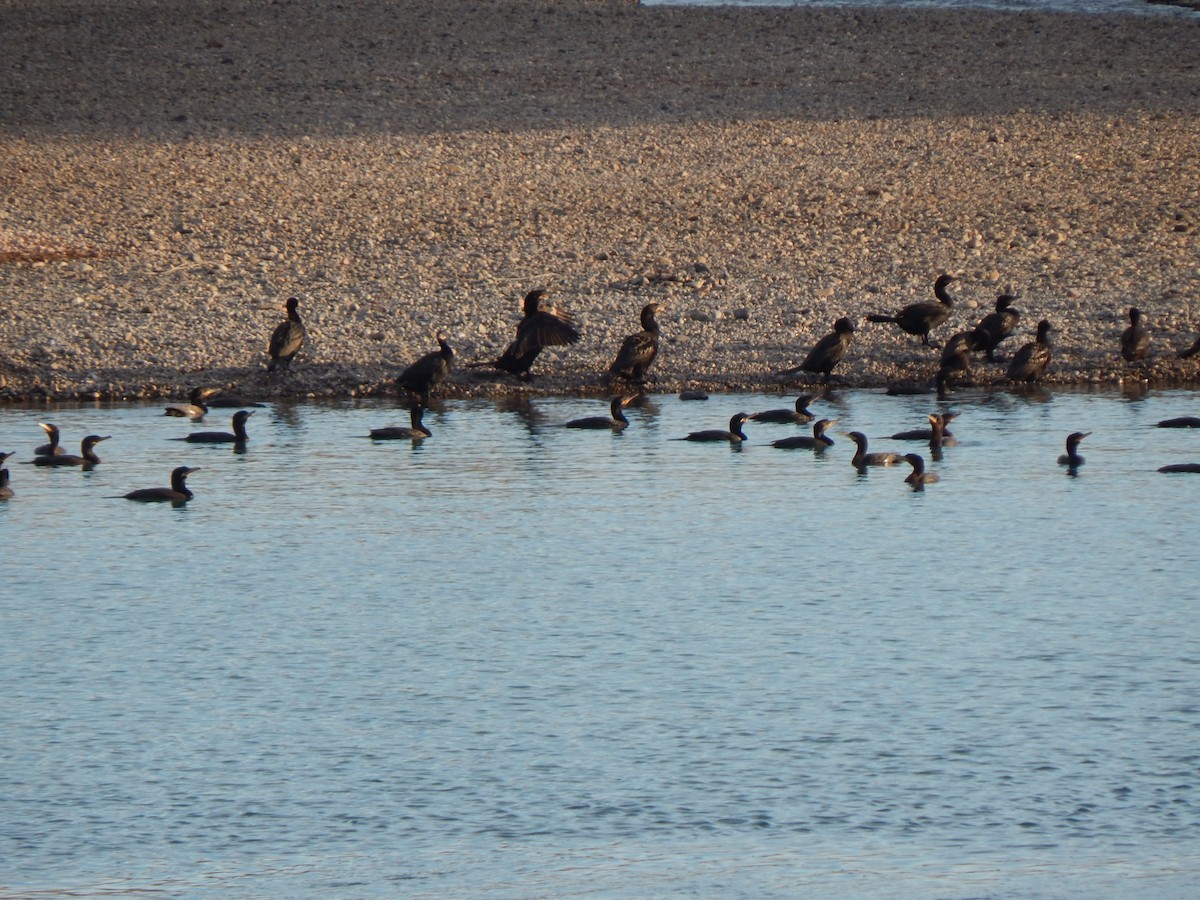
[
  {"x1": 34, "y1": 422, "x2": 67, "y2": 456},
  {"x1": 750, "y1": 393, "x2": 821, "y2": 424},
  {"x1": 565, "y1": 396, "x2": 632, "y2": 431},
  {"x1": 32, "y1": 434, "x2": 110, "y2": 467},
  {"x1": 1057, "y1": 431, "x2": 1091, "y2": 467},
  {"x1": 782, "y1": 316, "x2": 856, "y2": 383},
  {"x1": 174, "y1": 410, "x2": 253, "y2": 444},
  {"x1": 123, "y1": 466, "x2": 200, "y2": 503},
  {"x1": 1007, "y1": 319, "x2": 1054, "y2": 383},
  {"x1": 1120, "y1": 306, "x2": 1150, "y2": 363},
  {"x1": 205, "y1": 392, "x2": 267, "y2": 409},
  {"x1": 891, "y1": 411, "x2": 958, "y2": 442},
  {"x1": 608, "y1": 302, "x2": 661, "y2": 384},
  {"x1": 1179, "y1": 334, "x2": 1200, "y2": 359},
  {"x1": 844, "y1": 431, "x2": 903, "y2": 468},
  {"x1": 972, "y1": 294, "x2": 1021, "y2": 361},
  {"x1": 397, "y1": 336, "x2": 454, "y2": 406},
  {"x1": 164, "y1": 387, "x2": 217, "y2": 420},
  {"x1": 771, "y1": 417, "x2": 839, "y2": 450},
  {"x1": 1157, "y1": 416, "x2": 1200, "y2": 428},
  {"x1": 903, "y1": 453, "x2": 939, "y2": 487},
  {"x1": 1159, "y1": 463, "x2": 1200, "y2": 473},
  {"x1": 268, "y1": 296, "x2": 307, "y2": 372},
  {"x1": 369, "y1": 404, "x2": 433, "y2": 440},
  {"x1": 927, "y1": 413, "x2": 955, "y2": 459},
  {"x1": 940, "y1": 329, "x2": 986, "y2": 379},
  {"x1": 679, "y1": 412, "x2": 751, "y2": 443},
  {"x1": 867, "y1": 274, "x2": 955, "y2": 347},
  {"x1": 0, "y1": 467, "x2": 12, "y2": 500},
  {"x1": 472, "y1": 289, "x2": 580, "y2": 380}
]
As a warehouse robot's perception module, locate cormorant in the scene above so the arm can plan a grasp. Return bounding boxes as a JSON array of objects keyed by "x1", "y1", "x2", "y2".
[
  {"x1": 679, "y1": 390, "x2": 709, "y2": 401},
  {"x1": 174, "y1": 410, "x2": 253, "y2": 443},
  {"x1": 369, "y1": 404, "x2": 433, "y2": 440},
  {"x1": 1179, "y1": 335, "x2": 1200, "y2": 359},
  {"x1": 903, "y1": 453, "x2": 939, "y2": 487},
  {"x1": 867, "y1": 274, "x2": 955, "y2": 347},
  {"x1": 471, "y1": 289, "x2": 580, "y2": 380},
  {"x1": 32, "y1": 434, "x2": 110, "y2": 467},
  {"x1": 1007, "y1": 319, "x2": 1054, "y2": 383},
  {"x1": 123, "y1": 466, "x2": 200, "y2": 503},
  {"x1": 1157, "y1": 416, "x2": 1200, "y2": 428},
  {"x1": 679, "y1": 412, "x2": 751, "y2": 443},
  {"x1": 940, "y1": 329, "x2": 986, "y2": 378},
  {"x1": 844, "y1": 431, "x2": 903, "y2": 468},
  {"x1": 782, "y1": 317, "x2": 856, "y2": 383},
  {"x1": 607, "y1": 302, "x2": 660, "y2": 384},
  {"x1": 34, "y1": 422, "x2": 67, "y2": 456},
  {"x1": 397, "y1": 336, "x2": 454, "y2": 406},
  {"x1": 891, "y1": 411, "x2": 958, "y2": 442},
  {"x1": 268, "y1": 296, "x2": 307, "y2": 372},
  {"x1": 205, "y1": 392, "x2": 267, "y2": 408},
  {"x1": 1120, "y1": 306, "x2": 1150, "y2": 363},
  {"x1": 1158, "y1": 463, "x2": 1200, "y2": 473},
  {"x1": 1057, "y1": 431, "x2": 1091, "y2": 467},
  {"x1": 565, "y1": 396, "x2": 632, "y2": 430},
  {"x1": 927, "y1": 413, "x2": 955, "y2": 459},
  {"x1": 771, "y1": 417, "x2": 838, "y2": 450},
  {"x1": 750, "y1": 393, "x2": 820, "y2": 424},
  {"x1": 164, "y1": 387, "x2": 217, "y2": 420},
  {"x1": 0, "y1": 467, "x2": 11, "y2": 500},
  {"x1": 972, "y1": 294, "x2": 1021, "y2": 361}
]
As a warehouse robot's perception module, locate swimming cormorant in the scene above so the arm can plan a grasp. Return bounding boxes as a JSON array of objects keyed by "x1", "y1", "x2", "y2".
[
  {"x1": 34, "y1": 422, "x2": 67, "y2": 456},
  {"x1": 0, "y1": 467, "x2": 12, "y2": 500},
  {"x1": 866, "y1": 274, "x2": 955, "y2": 347},
  {"x1": 679, "y1": 412, "x2": 751, "y2": 443},
  {"x1": 1158, "y1": 463, "x2": 1200, "y2": 473},
  {"x1": 903, "y1": 453, "x2": 939, "y2": 487},
  {"x1": 205, "y1": 392, "x2": 267, "y2": 408},
  {"x1": 369, "y1": 404, "x2": 433, "y2": 440},
  {"x1": 782, "y1": 317, "x2": 856, "y2": 383},
  {"x1": 164, "y1": 387, "x2": 218, "y2": 420},
  {"x1": 1007, "y1": 319, "x2": 1054, "y2": 383},
  {"x1": 972, "y1": 294, "x2": 1021, "y2": 361},
  {"x1": 927, "y1": 413, "x2": 955, "y2": 459},
  {"x1": 267, "y1": 296, "x2": 307, "y2": 372},
  {"x1": 397, "y1": 336, "x2": 454, "y2": 406},
  {"x1": 891, "y1": 411, "x2": 958, "y2": 442},
  {"x1": 844, "y1": 431, "x2": 903, "y2": 468},
  {"x1": 771, "y1": 418, "x2": 838, "y2": 450},
  {"x1": 174, "y1": 410, "x2": 253, "y2": 443},
  {"x1": 123, "y1": 466, "x2": 200, "y2": 503},
  {"x1": 1157, "y1": 416, "x2": 1200, "y2": 428},
  {"x1": 608, "y1": 302, "x2": 660, "y2": 384},
  {"x1": 565, "y1": 396, "x2": 632, "y2": 430},
  {"x1": 750, "y1": 393, "x2": 820, "y2": 424},
  {"x1": 32, "y1": 434, "x2": 110, "y2": 467},
  {"x1": 471, "y1": 289, "x2": 580, "y2": 380},
  {"x1": 1057, "y1": 431, "x2": 1091, "y2": 467},
  {"x1": 1120, "y1": 306, "x2": 1150, "y2": 363}
]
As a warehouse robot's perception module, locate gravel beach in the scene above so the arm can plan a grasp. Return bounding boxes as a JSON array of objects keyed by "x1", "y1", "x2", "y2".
[{"x1": 2, "y1": 0, "x2": 1199, "y2": 403}]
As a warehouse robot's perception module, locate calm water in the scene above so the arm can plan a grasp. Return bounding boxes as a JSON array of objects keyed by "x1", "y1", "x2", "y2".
[
  {"x1": 644, "y1": 0, "x2": 1198, "y2": 16},
  {"x1": 2, "y1": 387, "x2": 1199, "y2": 898}
]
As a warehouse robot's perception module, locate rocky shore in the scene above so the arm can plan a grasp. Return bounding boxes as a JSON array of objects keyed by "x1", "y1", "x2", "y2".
[{"x1": 2, "y1": 0, "x2": 1199, "y2": 403}]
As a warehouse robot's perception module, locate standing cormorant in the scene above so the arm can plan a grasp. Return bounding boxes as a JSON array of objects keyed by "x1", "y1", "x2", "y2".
[
  {"x1": 164, "y1": 387, "x2": 218, "y2": 420},
  {"x1": 771, "y1": 418, "x2": 838, "y2": 450},
  {"x1": 1120, "y1": 307, "x2": 1150, "y2": 363},
  {"x1": 782, "y1": 317, "x2": 856, "y2": 383},
  {"x1": 1007, "y1": 319, "x2": 1054, "y2": 383},
  {"x1": 867, "y1": 274, "x2": 955, "y2": 347},
  {"x1": 608, "y1": 302, "x2": 661, "y2": 384},
  {"x1": 972, "y1": 294, "x2": 1021, "y2": 361},
  {"x1": 751, "y1": 393, "x2": 821, "y2": 424},
  {"x1": 32, "y1": 434, "x2": 110, "y2": 467},
  {"x1": 34, "y1": 422, "x2": 67, "y2": 456},
  {"x1": 471, "y1": 289, "x2": 581, "y2": 380},
  {"x1": 268, "y1": 297, "x2": 307, "y2": 372},
  {"x1": 123, "y1": 466, "x2": 200, "y2": 503},
  {"x1": 903, "y1": 453, "x2": 939, "y2": 487},
  {"x1": 174, "y1": 410, "x2": 253, "y2": 444},
  {"x1": 678, "y1": 412, "x2": 751, "y2": 443},
  {"x1": 939, "y1": 329, "x2": 986, "y2": 379},
  {"x1": 369, "y1": 404, "x2": 433, "y2": 440},
  {"x1": 397, "y1": 336, "x2": 454, "y2": 406},
  {"x1": 844, "y1": 432, "x2": 903, "y2": 468},
  {"x1": 1057, "y1": 431, "x2": 1091, "y2": 467},
  {"x1": 565, "y1": 396, "x2": 633, "y2": 430}
]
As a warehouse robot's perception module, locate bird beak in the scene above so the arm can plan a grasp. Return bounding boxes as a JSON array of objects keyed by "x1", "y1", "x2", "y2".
[{"x1": 97, "y1": 435, "x2": 112, "y2": 442}]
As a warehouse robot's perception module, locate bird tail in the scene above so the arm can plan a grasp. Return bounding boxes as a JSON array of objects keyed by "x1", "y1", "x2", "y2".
[{"x1": 866, "y1": 314, "x2": 897, "y2": 324}]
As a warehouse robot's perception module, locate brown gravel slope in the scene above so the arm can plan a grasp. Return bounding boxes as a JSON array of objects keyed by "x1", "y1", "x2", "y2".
[{"x1": 2, "y1": 0, "x2": 1199, "y2": 401}]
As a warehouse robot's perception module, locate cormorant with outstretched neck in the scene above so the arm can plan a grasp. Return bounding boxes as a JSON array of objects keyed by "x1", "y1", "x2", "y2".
[
  {"x1": 397, "y1": 336, "x2": 454, "y2": 406},
  {"x1": 867, "y1": 274, "x2": 955, "y2": 347},
  {"x1": 1007, "y1": 319, "x2": 1054, "y2": 383},
  {"x1": 783, "y1": 317, "x2": 856, "y2": 383},
  {"x1": 472, "y1": 289, "x2": 580, "y2": 380},
  {"x1": 34, "y1": 422, "x2": 67, "y2": 456},
  {"x1": 927, "y1": 413, "x2": 954, "y2": 459},
  {"x1": 268, "y1": 296, "x2": 307, "y2": 372},
  {"x1": 772, "y1": 418, "x2": 838, "y2": 450},
  {"x1": 369, "y1": 404, "x2": 433, "y2": 440},
  {"x1": 1057, "y1": 431, "x2": 1091, "y2": 467},
  {"x1": 0, "y1": 466, "x2": 12, "y2": 500},
  {"x1": 903, "y1": 453, "x2": 939, "y2": 487},
  {"x1": 164, "y1": 387, "x2": 217, "y2": 420},
  {"x1": 33, "y1": 434, "x2": 110, "y2": 467},
  {"x1": 123, "y1": 466, "x2": 200, "y2": 503},
  {"x1": 892, "y1": 411, "x2": 958, "y2": 442},
  {"x1": 679, "y1": 412, "x2": 750, "y2": 443},
  {"x1": 751, "y1": 393, "x2": 821, "y2": 424},
  {"x1": 565, "y1": 396, "x2": 632, "y2": 431},
  {"x1": 845, "y1": 431, "x2": 903, "y2": 468},
  {"x1": 972, "y1": 294, "x2": 1021, "y2": 361},
  {"x1": 174, "y1": 410, "x2": 253, "y2": 444},
  {"x1": 1120, "y1": 307, "x2": 1150, "y2": 363},
  {"x1": 608, "y1": 303, "x2": 660, "y2": 384}
]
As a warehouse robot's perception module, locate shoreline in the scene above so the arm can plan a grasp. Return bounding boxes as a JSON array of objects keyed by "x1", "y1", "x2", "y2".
[{"x1": 2, "y1": 1, "x2": 1199, "y2": 404}]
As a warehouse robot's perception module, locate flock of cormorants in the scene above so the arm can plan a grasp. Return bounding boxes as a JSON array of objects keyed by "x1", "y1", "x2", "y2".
[{"x1": 3, "y1": 276, "x2": 1199, "y2": 502}]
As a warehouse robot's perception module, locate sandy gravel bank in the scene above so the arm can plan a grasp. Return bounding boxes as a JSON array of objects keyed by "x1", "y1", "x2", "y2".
[{"x1": 2, "y1": 0, "x2": 1199, "y2": 403}]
